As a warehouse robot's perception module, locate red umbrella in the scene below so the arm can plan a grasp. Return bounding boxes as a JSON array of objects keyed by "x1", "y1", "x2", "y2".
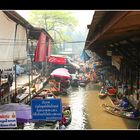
[{"x1": 50, "y1": 68, "x2": 71, "y2": 79}]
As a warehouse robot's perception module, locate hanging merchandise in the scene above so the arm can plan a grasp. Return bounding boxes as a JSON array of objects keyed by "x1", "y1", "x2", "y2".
[{"x1": 112, "y1": 56, "x2": 123, "y2": 70}]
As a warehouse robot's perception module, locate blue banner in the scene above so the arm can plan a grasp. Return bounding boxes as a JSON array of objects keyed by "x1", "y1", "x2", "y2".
[{"x1": 31, "y1": 99, "x2": 62, "y2": 121}]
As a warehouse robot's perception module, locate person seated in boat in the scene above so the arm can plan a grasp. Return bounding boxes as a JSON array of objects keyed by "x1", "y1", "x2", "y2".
[
  {"x1": 107, "y1": 87, "x2": 116, "y2": 95},
  {"x1": 131, "y1": 108, "x2": 140, "y2": 118},
  {"x1": 60, "y1": 79, "x2": 70, "y2": 89},
  {"x1": 118, "y1": 96, "x2": 129, "y2": 108},
  {"x1": 59, "y1": 114, "x2": 66, "y2": 126},
  {"x1": 63, "y1": 109, "x2": 71, "y2": 117}
]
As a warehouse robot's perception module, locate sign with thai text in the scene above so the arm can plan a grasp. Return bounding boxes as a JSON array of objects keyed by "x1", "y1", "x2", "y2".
[
  {"x1": 0, "y1": 111, "x2": 17, "y2": 128},
  {"x1": 31, "y1": 99, "x2": 62, "y2": 121}
]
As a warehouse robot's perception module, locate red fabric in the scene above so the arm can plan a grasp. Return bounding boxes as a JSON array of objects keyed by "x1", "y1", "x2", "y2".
[
  {"x1": 48, "y1": 56, "x2": 66, "y2": 65},
  {"x1": 107, "y1": 88, "x2": 116, "y2": 94},
  {"x1": 34, "y1": 32, "x2": 47, "y2": 62},
  {"x1": 46, "y1": 39, "x2": 52, "y2": 57},
  {"x1": 59, "y1": 116, "x2": 66, "y2": 125}
]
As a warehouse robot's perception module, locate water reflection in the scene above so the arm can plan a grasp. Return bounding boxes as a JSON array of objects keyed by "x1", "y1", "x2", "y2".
[
  {"x1": 66, "y1": 87, "x2": 88, "y2": 130},
  {"x1": 64, "y1": 83, "x2": 139, "y2": 130}
]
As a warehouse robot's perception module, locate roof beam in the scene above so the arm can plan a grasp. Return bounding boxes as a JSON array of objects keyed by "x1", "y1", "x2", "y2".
[{"x1": 87, "y1": 11, "x2": 129, "y2": 49}]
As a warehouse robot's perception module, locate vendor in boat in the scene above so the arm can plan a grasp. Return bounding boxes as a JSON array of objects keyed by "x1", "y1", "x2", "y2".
[
  {"x1": 118, "y1": 96, "x2": 129, "y2": 108},
  {"x1": 59, "y1": 114, "x2": 66, "y2": 126},
  {"x1": 131, "y1": 108, "x2": 140, "y2": 118},
  {"x1": 60, "y1": 78, "x2": 70, "y2": 89}
]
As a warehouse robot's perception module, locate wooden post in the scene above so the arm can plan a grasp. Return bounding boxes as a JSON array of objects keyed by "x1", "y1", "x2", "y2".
[
  {"x1": 136, "y1": 46, "x2": 139, "y2": 100},
  {"x1": 15, "y1": 64, "x2": 17, "y2": 95},
  {"x1": 0, "y1": 75, "x2": 1, "y2": 87},
  {"x1": 121, "y1": 60, "x2": 123, "y2": 83},
  {"x1": 28, "y1": 72, "x2": 31, "y2": 101},
  {"x1": 27, "y1": 56, "x2": 31, "y2": 102},
  {"x1": 130, "y1": 68, "x2": 133, "y2": 95},
  {"x1": 14, "y1": 23, "x2": 18, "y2": 97}
]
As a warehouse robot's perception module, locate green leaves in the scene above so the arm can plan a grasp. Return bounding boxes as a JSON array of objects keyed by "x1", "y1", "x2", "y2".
[{"x1": 28, "y1": 10, "x2": 78, "y2": 43}]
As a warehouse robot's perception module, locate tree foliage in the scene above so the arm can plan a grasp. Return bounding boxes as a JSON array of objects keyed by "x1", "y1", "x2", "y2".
[
  {"x1": 28, "y1": 10, "x2": 78, "y2": 42},
  {"x1": 28, "y1": 11, "x2": 78, "y2": 54}
]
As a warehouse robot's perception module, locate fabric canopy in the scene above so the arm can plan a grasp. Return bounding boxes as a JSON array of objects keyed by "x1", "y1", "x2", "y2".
[
  {"x1": 13, "y1": 24, "x2": 27, "y2": 63},
  {"x1": 46, "y1": 39, "x2": 52, "y2": 57},
  {"x1": 0, "y1": 12, "x2": 28, "y2": 70},
  {"x1": 50, "y1": 68, "x2": 71, "y2": 79},
  {"x1": 48, "y1": 56, "x2": 66, "y2": 65},
  {"x1": 0, "y1": 12, "x2": 15, "y2": 69},
  {"x1": 34, "y1": 32, "x2": 47, "y2": 62}
]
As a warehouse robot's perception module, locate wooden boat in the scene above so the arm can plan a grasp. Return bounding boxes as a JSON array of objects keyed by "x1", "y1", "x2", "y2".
[
  {"x1": 34, "y1": 96, "x2": 44, "y2": 99},
  {"x1": 50, "y1": 87, "x2": 60, "y2": 96},
  {"x1": 98, "y1": 88, "x2": 107, "y2": 98},
  {"x1": 102, "y1": 104, "x2": 140, "y2": 120},
  {"x1": 79, "y1": 80, "x2": 87, "y2": 87},
  {"x1": 46, "y1": 92, "x2": 57, "y2": 99},
  {"x1": 70, "y1": 74, "x2": 79, "y2": 87},
  {"x1": 70, "y1": 79, "x2": 79, "y2": 87},
  {"x1": 24, "y1": 121, "x2": 59, "y2": 130},
  {"x1": 137, "y1": 122, "x2": 140, "y2": 129},
  {"x1": 109, "y1": 96, "x2": 134, "y2": 111},
  {"x1": 34, "y1": 90, "x2": 56, "y2": 99},
  {"x1": 34, "y1": 120, "x2": 59, "y2": 129},
  {"x1": 109, "y1": 96, "x2": 119, "y2": 105}
]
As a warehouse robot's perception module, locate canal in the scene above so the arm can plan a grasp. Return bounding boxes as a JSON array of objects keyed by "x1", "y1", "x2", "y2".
[{"x1": 60, "y1": 82, "x2": 139, "y2": 130}]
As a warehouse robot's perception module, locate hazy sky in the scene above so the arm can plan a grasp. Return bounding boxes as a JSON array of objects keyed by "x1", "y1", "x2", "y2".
[
  {"x1": 16, "y1": 10, "x2": 94, "y2": 53},
  {"x1": 16, "y1": 10, "x2": 94, "y2": 31}
]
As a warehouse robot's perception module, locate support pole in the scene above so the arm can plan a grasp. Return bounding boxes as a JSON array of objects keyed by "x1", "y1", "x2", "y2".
[
  {"x1": 0, "y1": 70, "x2": 2, "y2": 86},
  {"x1": 130, "y1": 68, "x2": 133, "y2": 95},
  {"x1": 14, "y1": 23, "x2": 18, "y2": 98},
  {"x1": 15, "y1": 64, "x2": 17, "y2": 95},
  {"x1": 28, "y1": 71, "x2": 31, "y2": 101},
  {"x1": 136, "y1": 46, "x2": 139, "y2": 100}
]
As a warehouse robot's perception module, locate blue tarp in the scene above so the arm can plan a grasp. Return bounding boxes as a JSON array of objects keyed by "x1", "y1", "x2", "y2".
[{"x1": 80, "y1": 50, "x2": 90, "y2": 62}]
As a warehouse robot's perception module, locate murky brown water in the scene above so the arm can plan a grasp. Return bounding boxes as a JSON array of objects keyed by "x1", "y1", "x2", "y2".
[
  {"x1": 23, "y1": 82, "x2": 139, "y2": 130},
  {"x1": 60, "y1": 82, "x2": 139, "y2": 130}
]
